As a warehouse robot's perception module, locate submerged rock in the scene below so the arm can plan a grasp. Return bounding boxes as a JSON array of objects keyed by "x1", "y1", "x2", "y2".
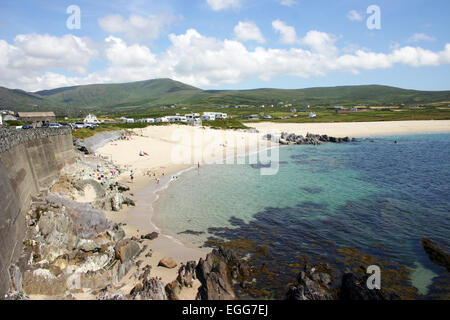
[
  {"x1": 339, "y1": 272, "x2": 400, "y2": 300},
  {"x1": 422, "y1": 238, "x2": 450, "y2": 272},
  {"x1": 286, "y1": 265, "x2": 334, "y2": 300}
]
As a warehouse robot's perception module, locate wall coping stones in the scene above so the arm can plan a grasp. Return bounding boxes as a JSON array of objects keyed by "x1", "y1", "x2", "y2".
[{"x1": 0, "y1": 128, "x2": 72, "y2": 153}]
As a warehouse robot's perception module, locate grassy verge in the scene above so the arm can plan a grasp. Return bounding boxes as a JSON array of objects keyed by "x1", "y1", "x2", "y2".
[
  {"x1": 202, "y1": 118, "x2": 249, "y2": 130},
  {"x1": 72, "y1": 122, "x2": 150, "y2": 139}
]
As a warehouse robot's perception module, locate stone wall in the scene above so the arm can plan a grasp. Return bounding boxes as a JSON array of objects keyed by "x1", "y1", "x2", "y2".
[{"x1": 0, "y1": 128, "x2": 76, "y2": 296}]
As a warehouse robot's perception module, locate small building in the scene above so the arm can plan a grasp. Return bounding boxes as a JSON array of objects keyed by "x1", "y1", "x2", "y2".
[
  {"x1": 202, "y1": 114, "x2": 216, "y2": 121},
  {"x1": 155, "y1": 117, "x2": 169, "y2": 123},
  {"x1": 167, "y1": 116, "x2": 183, "y2": 122},
  {"x1": 17, "y1": 112, "x2": 55, "y2": 126},
  {"x1": 84, "y1": 114, "x2": 99, "y2": 124},
  {"x1": 309, "y1": 112, "x2": 317, "y2": 118},
  {"x1": 290, "y1": 109, "x2": 297, "y2": 113},
  {"x1": 203, "y1": 112, "x2": 227, "y2": 119},
  {"x1": 122, "y1": 118, "x2": 135, "y2": 123},
  {"x1": 138, "y1": 118, "x2": 155, "y2": 123},
  {"x1": 264, "y1": 115, "x2": 273, "y2": 119},
  {"x1": 185, "y1": 113, "x2": 200, "y2": 120},
  {"x1": 0, "y1": 113, "x2": 2, "y2": 125}
]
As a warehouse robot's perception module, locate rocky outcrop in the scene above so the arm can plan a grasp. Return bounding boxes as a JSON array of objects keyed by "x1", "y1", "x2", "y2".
[
  {"x1": 130, "y1": 277, "x2": 168, "y2": 300},
  {"x1": 196, "y1": 246, "x2": 242, "y2": 300},
  {"x1": 339, "y1": 272, "x2": 400, "y2": 300},
  {"x1": 177, "y1": 261, "x2": 197, "y2": 287},
  {"x1": 158, "y1": 257, "x2": 177, "y2": 269},
  {"x1": 12, "y1": 194, "x2": 142, "y2": 298},
  {"x1": 114, "y1": 240, "x2": 141, "y2": 263},
  {"x1": 265, "y1": 132, "x2": 355, "y2": 146},
  {"x1": 422, "y1": 238, "x2": 450, "y2": 272},
  {"x1": 286, "y1": 264, "x2": 334, "y2": 300}
]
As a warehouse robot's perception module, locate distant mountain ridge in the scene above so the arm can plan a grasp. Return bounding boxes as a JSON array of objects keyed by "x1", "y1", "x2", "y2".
[{"x1": 1, "y1": 78, "x2": 449, "y2": 116}]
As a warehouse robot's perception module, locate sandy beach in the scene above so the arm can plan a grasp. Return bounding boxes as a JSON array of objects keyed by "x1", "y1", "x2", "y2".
[{"x1": 249, "y1": 120, "x2": 450, "y2": 138}]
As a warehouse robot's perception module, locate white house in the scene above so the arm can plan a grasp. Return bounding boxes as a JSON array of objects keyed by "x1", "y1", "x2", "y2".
[
  {"x1": 185, "y1": 113, "x2": 200, "y2": 120},
  {"x1": 167, "y1": 116, "x2": 182, "y2": 122},
  {"x1": 124, "y1": 118, "x2": 135, "y2": 123},
  {"x1": 84, "y1": 114, "x2": 99, "y2": 124},
  {"x1": 309, "y1": 112, "x2": 317, "y2": 118},
  {"x1": 203, "y1": 112, "x2": 227, "y2": 120},
  {"x1": 202, "y1": 114, "x2": 216, "y2": 121},
  {"x1": 155, "y1": 117, "x2": 169, "y2": 123},
  {"x1": 0, "y1": 113, "x2": 2, "y2": 125},
  {"x1": 138, "y1": 118, "x2": 155, "y2": 123}
]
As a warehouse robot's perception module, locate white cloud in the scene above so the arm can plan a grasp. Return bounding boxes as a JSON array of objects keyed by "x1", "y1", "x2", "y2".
[
  {"x1": 206, "y1": 0, "x2": 241, "y2": 11},
  {"x1": 277, "y1": 0, "x2": 297, "y2": 6},
  {"x1": 98, "y1": 13, "x2": 176, "y2": 43},
  {"x1": 0, "y1": 34, "x2": 97, "y2": 90},
  {"x1": 272, "y1": 19, "x2": 298, "y2": 44},
  {"x1": 1, "y1": 29, "x2": 450, "y2": 91},
  {"x1": 234, "y1": 21, "x2": 266, "y2": 43},
  {"x1": 407, "y1": 33, "x2": 436, "y2": 43},
  {"x1": 347, "y1": 10, "x2": 363, "y2": 22}
]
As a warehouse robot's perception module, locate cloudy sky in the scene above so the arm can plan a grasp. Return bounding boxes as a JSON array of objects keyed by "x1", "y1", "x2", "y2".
[{"x1": 0, "y1": 0, "x2": 449, "y2": 91}]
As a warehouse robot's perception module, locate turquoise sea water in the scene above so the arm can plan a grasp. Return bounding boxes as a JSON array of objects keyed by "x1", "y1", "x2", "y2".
[{"x1": 154, "y1": 133, "x2": 450, "y2": 299}]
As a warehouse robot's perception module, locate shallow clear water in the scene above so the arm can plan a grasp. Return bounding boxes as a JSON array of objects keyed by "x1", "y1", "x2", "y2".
[{"x1": 154, "y1": 133, "x2": 450, "y2": 298}]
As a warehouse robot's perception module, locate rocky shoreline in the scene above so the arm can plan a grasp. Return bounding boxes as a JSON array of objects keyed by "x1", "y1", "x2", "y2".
[{"x1": 265, "y1": 132, "x2": 356, "y2": 145}]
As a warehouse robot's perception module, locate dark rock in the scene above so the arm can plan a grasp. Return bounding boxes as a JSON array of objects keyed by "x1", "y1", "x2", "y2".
[
  {"x1": 165, "y1": 280, "x2": 182, "y2": 300},
  {"x1": 177, "y1": 261, "x2": 197, "y2": 287},
  {"x1": 178, "y1": 230, "x2": 205, "y2": 236},
  {"x1": 339, "y1": 272, "x2": 400, "y2": 300},
  {"x1": 114, "y1": 239, "x2": 140, "y2": 263},
  {"x1": 196, "y1": 246, "x2": 238, "y2": 300},
  {"x1": 286, "y1": 265, "x2": 334, "y2": 300},
  {"x1": 422, "y1": 238, "x2": 450, "y2": 272},
  {"x1": 130, "y1": 277, "x2": 167, "y2": 300},
  {"x1": 141, "y1": 232, "x2": 159, "y2": 241},
  {"x1": 139, "y1": 265, "x2": 152, "y2": 282}
]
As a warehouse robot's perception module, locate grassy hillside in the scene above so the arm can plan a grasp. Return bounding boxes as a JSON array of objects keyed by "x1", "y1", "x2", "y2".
[
  {"x1": 1, "y1": 79, "x2": 449, "y2": 119},
  {"x1": 36, "y1": 78, "x2": 203, "y2": 112}
]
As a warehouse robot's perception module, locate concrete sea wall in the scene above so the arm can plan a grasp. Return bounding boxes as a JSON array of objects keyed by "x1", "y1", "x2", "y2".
[{"x1": 0, "y1": 128, "x2": 76, "y2": 296}]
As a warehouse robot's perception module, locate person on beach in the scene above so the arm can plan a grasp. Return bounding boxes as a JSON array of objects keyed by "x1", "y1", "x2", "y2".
[{"x1": 130, "y1": 170, "x2": 134, "y2": 183}]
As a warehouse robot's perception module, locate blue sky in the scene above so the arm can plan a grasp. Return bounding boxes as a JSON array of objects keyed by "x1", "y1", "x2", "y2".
[{"x1": 0, "y1": 0, "x2": 449, "y2": 91}]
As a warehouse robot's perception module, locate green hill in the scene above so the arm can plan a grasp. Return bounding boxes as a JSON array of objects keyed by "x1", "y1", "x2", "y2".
[{"x1": 1, "y1": 78, "x2": 449, "y2": 116}]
